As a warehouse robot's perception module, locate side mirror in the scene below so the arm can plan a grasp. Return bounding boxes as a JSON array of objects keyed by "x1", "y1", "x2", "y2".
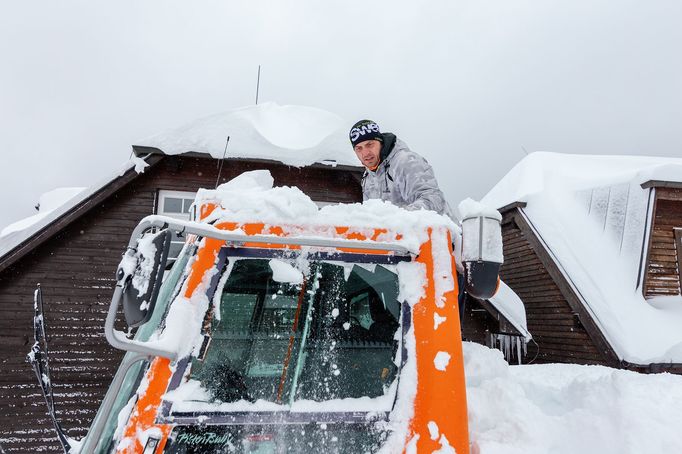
[
  {"x1": 460, "y1": 215, "x2": 503, "y2": 300},
  {"x1": 116, "y1": 229, "x2": 172, "y2": 328}
]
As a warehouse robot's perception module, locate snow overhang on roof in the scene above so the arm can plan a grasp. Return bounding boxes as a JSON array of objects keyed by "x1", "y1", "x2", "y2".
[
  {"x1": 487, "y1": 281, "x2": 531, "y2": 341},
  {"x1": 132, "y1": 102, "x2": 361, "y2": 169},
  {"x1": 0, "y1": 157, "x2": 155, "y2": 270},
  {"x1": 482, "y1": 152, "x2": 682, "y2": 364}
]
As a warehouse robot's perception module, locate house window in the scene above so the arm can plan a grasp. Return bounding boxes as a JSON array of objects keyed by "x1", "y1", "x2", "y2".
[
  {"x1": 157, "y1": 190, "x2": 196, "y2": 260},
  {"x1": 675, "y1": 228, "x2": 682, "y2": 294}
]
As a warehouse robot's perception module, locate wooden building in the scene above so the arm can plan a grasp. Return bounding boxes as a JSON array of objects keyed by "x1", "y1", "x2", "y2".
[
  {"x1": 0, "y1": 103, "x2": 525, "y2": 452},
  {"x1": 483, "y1": 152, "x2": 682, "y2": 372}
]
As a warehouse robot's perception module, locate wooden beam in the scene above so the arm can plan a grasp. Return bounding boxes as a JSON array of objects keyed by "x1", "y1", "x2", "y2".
[
  {"x1": 673, "y1": 227, "x2": 682, "y2": 293},
  {"x1": 132, "y1": 146, "x2": 365, "y2": 174},
  {"x1": 498, "y1": 201, "x2": 527, "y2": 214},
  {"x1": 641, "y1": 180, "x2": 682, "y2": 190},
  {"x1": 642, "y1": 188, "x2": 658, "y2": 297}
]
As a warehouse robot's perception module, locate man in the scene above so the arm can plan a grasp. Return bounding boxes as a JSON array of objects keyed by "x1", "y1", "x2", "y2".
[
  {"x1": 349, "y1": 119, "x2": 454, "y2": 218},
  {"x1": 350, "y1": 119, "x2": 480, "y2": 317}
]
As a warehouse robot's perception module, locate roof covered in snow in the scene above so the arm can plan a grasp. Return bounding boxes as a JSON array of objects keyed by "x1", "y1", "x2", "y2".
[
  {"x1": 0, "y1": 158, "x2": 149, "y2": 265},
  {"x1": 134, "y1": 102, "x2": 360, "y2": 168},
  {"x1": 0, "y1": 103, "x2": 364, "y2": 268},
  {"x1": 482, "y1": 151, "x2": 682, "y2": 364}
]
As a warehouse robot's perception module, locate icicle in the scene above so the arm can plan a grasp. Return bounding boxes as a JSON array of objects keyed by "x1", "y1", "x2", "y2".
[{"x1": 488, "y1": 333, "x2": 526, "y2": 364}]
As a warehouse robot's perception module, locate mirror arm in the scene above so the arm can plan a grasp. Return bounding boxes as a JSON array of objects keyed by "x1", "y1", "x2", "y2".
[{"x1": 104, "y1": 286, "x2": 178, "y2": 360}]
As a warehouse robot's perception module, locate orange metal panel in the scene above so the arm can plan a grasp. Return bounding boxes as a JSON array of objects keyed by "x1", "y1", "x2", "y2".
[{"x1": 408, "y1": 228, "x2": 470, "y2": 454}]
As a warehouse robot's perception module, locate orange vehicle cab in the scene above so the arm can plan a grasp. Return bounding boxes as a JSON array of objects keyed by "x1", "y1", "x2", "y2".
[{"x1": 79, "y1": 171, "x2": 474, "y2": 454}]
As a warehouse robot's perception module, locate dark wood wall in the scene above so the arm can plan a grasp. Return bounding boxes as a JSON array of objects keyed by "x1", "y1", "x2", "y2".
[
  {"x1": 0, "y1": 156, "x2": 362, "y2": 453},
  {"x1": 644, "y1": 188, "x2": 682, "y2": 298},
  {"x1": 500, "y1": 212, "x2": 615, "y2": 366}
]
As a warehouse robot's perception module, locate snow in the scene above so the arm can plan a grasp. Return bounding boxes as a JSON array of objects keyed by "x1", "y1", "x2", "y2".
[
  {"x1": 268, "y1": 259, "x2": 303, "y2": 284},
  {"x1": 482, "y1": 152, "x2": 682, "y2": 364},
  {"x1": 125, "y1": 156, "x2": 149, "y2": 174},
  {"x1": 433, "y1": 435, "x2": 456, "y2": 454},
  {"x1": 0, "y1": 102, "x2": 363, "y2": 264},
  {"x1": 434, "y1": 351, "x2": 451, "y2": 371},
  {"x1": 428, "y1": 421, "x2": 439, "y2": 440},
  {"x1": 457, "y1": 198, "x2": 502, "y2": 222},
  {"x1": 197, "y1": 170, "x2": 457, "y2": 254},
  {"x1": 135, "y1": 102, "x2": 360, "y2": 168},
  {"x1": 431, "y1": 228, "x2": 456, "y2": 308},
  {"x1": 488, "y1": 281, "x2": 531, "y2": 340},
  {"x1": 131, "y1": 232, "x2": 159, "y2": 298},
  {"x1": 0, "y1": 157, "x2": 145, "y2": 260},
  {"x1": 0, "y1": 187, "x2": 85, "y2": 237},
  {"x1": 434, "y1": 313, "x2": 447, "y2": 330},
  {"x1": 465, "y1": 341, "x2": 682, "y2": 454}
]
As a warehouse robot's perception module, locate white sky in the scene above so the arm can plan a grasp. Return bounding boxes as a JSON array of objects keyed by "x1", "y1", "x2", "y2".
[{"x1": 1, "y1": 0, "x2": 681, "y2": 228}]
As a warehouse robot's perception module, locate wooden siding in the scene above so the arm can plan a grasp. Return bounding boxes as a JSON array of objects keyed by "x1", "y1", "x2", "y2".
[
  {"x1": 644, "y1": 188, "x2": 682, "y2": 298},
  {"x1": 500, "y1": 215, "x2": 612, "y2": 366},
  {"x1": 0, "y1": 156, "x2": 362, "y2": 453}
]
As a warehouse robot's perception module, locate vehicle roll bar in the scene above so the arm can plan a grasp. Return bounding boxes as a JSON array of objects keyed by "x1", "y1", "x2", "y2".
[
  {"x1": 132, "y1": 215, "x2": 412, "y2": 254},
  {"x1": 105, "y1": 215, "x2": 411, "y2": 359}
]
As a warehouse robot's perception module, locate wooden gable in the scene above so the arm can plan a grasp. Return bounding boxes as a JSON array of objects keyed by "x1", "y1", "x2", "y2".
[
  {"x1": 498, "y1": 205, "x2": 620, "y2": 367},
  {"x1": 642, "y1": 185, "x2": 682, "y2": 298}
]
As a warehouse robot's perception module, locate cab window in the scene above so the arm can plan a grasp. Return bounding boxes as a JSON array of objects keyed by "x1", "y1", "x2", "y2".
[{"x1": 184, "y1": 257, "x2": 401, "y2": 408}]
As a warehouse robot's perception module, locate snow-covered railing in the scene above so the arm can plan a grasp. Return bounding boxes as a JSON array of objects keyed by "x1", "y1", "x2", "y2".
[{"x1": 133, "y1": 215, "x2": 412, "y2": 254}]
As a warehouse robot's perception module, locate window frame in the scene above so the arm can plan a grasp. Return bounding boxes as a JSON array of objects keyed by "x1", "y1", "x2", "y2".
[
  {"x1": 673, "y1": 227, "x2": 682, "y2": 295},
  {"x1": 156, "y1": 190, "x2": 197, "y2": 260},
  {"x1": 157, "y1": 190, "x2": 197, "y2": 217},
  {"x1": 158, "y1": 246, "x2": 411, "y2": 425}
]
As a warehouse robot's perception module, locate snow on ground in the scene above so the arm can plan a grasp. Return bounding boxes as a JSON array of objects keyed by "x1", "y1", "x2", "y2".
[
  {"x1": 482, "y1": 152, "x2": 682, "y2": 364},
  {"x1": 465, "y1": 342, "x2": 682, "y2": 454}
]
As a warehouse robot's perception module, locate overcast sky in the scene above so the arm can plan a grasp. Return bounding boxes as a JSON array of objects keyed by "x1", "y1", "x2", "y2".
[{"x1": 1, "y1": 0, "x2": 681, "y2": 228}]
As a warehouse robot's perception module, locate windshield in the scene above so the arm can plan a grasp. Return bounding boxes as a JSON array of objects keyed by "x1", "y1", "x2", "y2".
[{"x1": 177, "y1": 257, "x2": 401, "y2": 411}]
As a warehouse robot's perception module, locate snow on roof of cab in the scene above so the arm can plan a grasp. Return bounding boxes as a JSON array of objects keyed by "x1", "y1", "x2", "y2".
[
  {"x1": 482, "y1": 152, "x2": 682, "y2": 364},
  {"x1": 134, "y1": 102, "x2": 359, "y2": 168},
  {"x1": 197, "y1": 170, "x2": 457, "y2": 253}
]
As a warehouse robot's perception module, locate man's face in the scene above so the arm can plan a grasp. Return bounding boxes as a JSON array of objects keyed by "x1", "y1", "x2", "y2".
[{"x1": 353, "y1": 140, "x2": 382, "y2": 169}]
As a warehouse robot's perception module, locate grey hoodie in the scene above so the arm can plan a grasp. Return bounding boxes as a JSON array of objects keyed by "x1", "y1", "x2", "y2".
[{"x1": 361, "y1": 133, "x2": 454, "y2": 219}]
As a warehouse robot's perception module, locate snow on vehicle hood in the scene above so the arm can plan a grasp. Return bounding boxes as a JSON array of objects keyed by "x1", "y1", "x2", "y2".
[
  {"x1": 134, "y1": 102, "x2": 359, "y2": 168},
  {"x1": 482, "y1": 151, "x2": 682, "y2": 364}
]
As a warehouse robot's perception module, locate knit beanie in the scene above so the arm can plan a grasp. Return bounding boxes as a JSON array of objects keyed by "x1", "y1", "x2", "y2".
[{"x1": 349, "y1": 120, "x2": 384, "y2": 147}]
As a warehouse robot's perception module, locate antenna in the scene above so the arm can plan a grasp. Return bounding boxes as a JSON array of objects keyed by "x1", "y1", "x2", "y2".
[
  {"x1": 255, "y1": 65, "x2": 261, "y2": 105},
  {"x1": 215, "y1": 136, "x2": 231, "y2": 188},
  {"x1": 521, "y1": 145, "x2": 529, "y2": 156}
]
